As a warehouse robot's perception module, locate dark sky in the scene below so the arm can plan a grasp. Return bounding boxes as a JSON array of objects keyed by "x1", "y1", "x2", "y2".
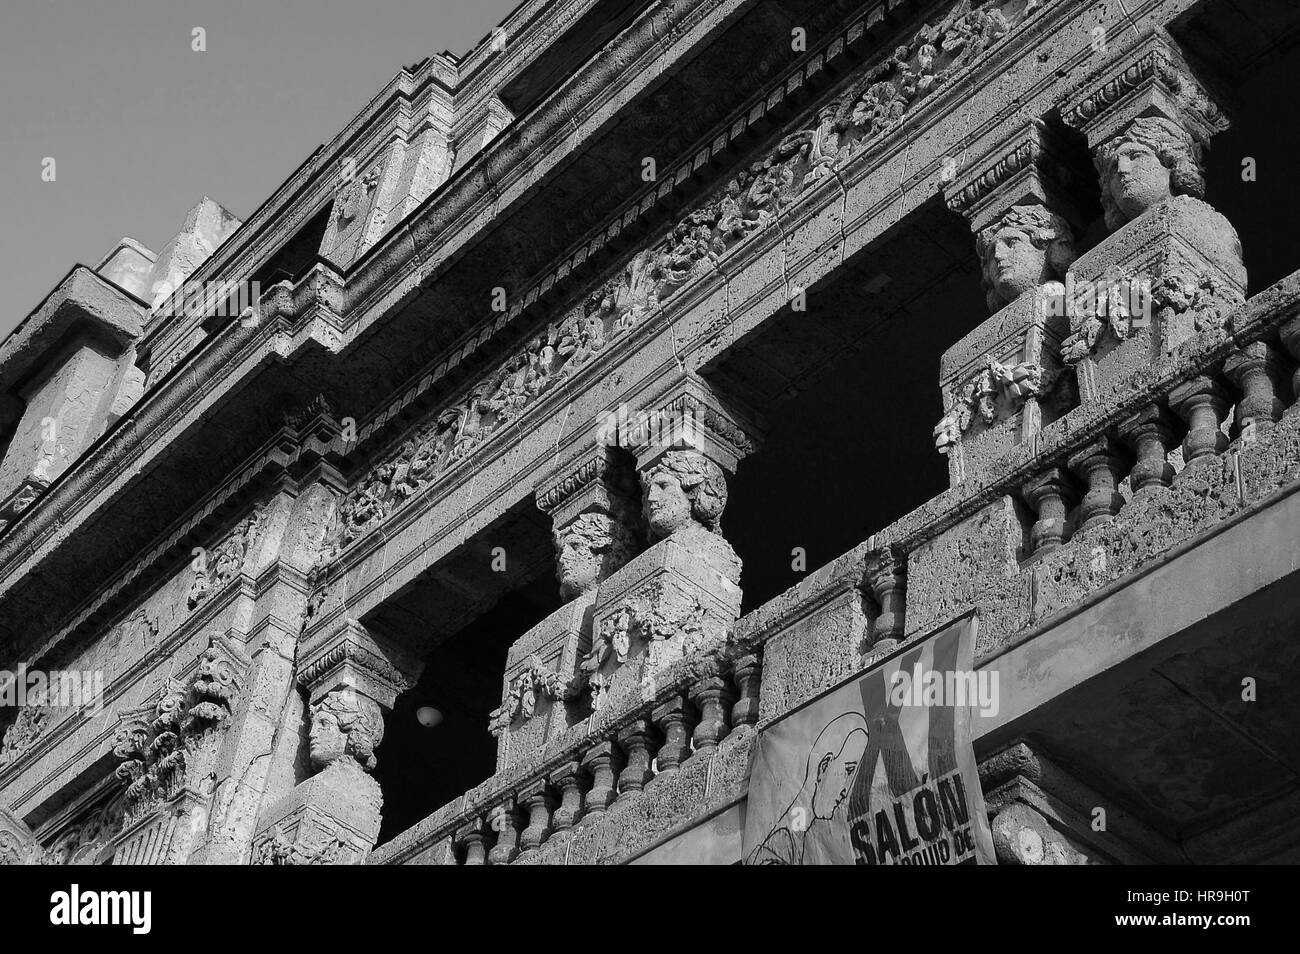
[{"x1": 0, "y1": 0, "x2": 521, "y2": 338}]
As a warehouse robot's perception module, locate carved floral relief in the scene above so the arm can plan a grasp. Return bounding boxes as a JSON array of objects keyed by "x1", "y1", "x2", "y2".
[{"x1": 317, "y1": 0, "x2": 1041, "y2": 567}]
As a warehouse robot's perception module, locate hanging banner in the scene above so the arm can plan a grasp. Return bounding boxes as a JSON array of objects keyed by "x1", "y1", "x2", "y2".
[{"x1": 743, "y1": 613, "x2": 996, "y2": 865}]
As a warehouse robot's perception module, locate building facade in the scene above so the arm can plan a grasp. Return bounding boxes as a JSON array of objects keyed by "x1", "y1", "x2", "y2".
[{"x1": 3, "y1": 0, "x2": 1300, "y2": 865}]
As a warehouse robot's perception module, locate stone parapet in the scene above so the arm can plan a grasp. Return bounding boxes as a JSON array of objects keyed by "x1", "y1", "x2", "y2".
[{"x1": 367, "y1": 649, "x2": 761, "y2": 865}]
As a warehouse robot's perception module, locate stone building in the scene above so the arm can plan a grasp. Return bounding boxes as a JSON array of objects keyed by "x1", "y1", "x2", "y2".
[{"x1": 2, "y1": 0, "x2": 1300, "y2": 865}]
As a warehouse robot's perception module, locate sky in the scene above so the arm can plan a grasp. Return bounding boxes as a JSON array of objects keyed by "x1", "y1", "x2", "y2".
[{"x1": 0, "y1": 0, "x2": 522, "y2": 339}]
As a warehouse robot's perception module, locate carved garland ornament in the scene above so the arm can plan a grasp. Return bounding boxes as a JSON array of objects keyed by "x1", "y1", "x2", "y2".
[
  {"x1": 488, "y1": 654, "x2": 573, "y2": 736},
  {"x1": 578, "y1": 581, "x2": 710, "y2": 710},
  {"x1": 934, "y1": 356, "x2": 1045, "y2": 452}
]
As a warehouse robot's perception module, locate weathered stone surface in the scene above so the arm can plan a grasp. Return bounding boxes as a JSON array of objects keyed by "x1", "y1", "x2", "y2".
[
  {"x1": 144, "y1": 197, "x2": 243, "y2": 309},
  {"x1": 491, "y1": 595, "x2": 593, "y2": 773},
  {"x1": 6, "y1": 0, "x2": 1300, "y2": 869}
]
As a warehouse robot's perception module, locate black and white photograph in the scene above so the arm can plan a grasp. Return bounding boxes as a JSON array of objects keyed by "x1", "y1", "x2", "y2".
[{"x1": 0, "y1": 0, "x2": 1293, "y2": 926}]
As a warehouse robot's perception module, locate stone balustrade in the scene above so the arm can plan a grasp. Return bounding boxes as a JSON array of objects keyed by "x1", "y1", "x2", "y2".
[
  {"x1": 369, "y1": 260, "x2": 1300, "y2": 864},
  {"x1": 373, "y1": 652, "x2": 760, "y2": 865}
]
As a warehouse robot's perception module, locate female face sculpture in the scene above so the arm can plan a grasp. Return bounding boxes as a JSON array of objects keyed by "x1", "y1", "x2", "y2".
[
  {"x1": 1096, "y1": 116, "x2": 1204, "y2": 230},
  {"x1": 982, "y1": 223, "x2": 1049, "y2": 305},
  {"x1": 309, "y1": 691, "x2": 381, "y2": 771},
  {"x1": 641, "y1": 450, "x2": 727, "y2": 540},
  {"x1": 644, "y1": 470, "x2": 693, "y2": 539},
  {"x1": 977, "y1": 205, "x2": 1076, "y2": 312},
  {"x1": 1106, "y1": 139, "x2": 1171, "y2": 223},
  {"x1": 555, "y1": 510, "x2": 638, "y2": 600}
]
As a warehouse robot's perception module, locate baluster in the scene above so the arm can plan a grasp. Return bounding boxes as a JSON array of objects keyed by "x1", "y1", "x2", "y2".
[
  {"x1": 616, "y1": 719, "x2": 662, "y2": 799},
  {"x1": 730, "y1": 654, "x2": 762, "y2": 729},
  {"x1": 651, "y1": 695, "x2": 697, "y2": 775},
  {"x1": 1169, "y1": 375, "x2": 1229, "y2": 464},
  {"x1": 549, "y1": 760, "x2": 586, "y2": 833},
  {"x1": 1067, "y1": 437, "x2": 1127, "y2": 531},
  {"x1": 1118, "y1": 405, "x2": 1177, "y2": 492},
  {"x1": 518, "y1": 779, "x2": 557, "y2": 855},
  {"x1": 579, "y1": 741, "x2": 623, "y2": 818},
  {"x1": 689, "y1": 676, "x2": 735, "y2": 752},
  {"x1": 1224, "y1": 341, "x2": 1284, "y2": 435},
  {"x1": 454, "y1": 817, "x2": 488, "y2": 866},
  {"x1": 864, "y1": 548, "x2": 906, "y2": 654},
  {"x1": 486, "y1": 798, "x2": 522, "y2": 865},
  {"x1": 1020, "y1": 467, "x2": 1080, "y2": 556}
]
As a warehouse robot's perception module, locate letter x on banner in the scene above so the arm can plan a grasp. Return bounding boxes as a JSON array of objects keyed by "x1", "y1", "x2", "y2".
[{"x1": 742, "y1": 612, "x2": 995, "y2": 865}]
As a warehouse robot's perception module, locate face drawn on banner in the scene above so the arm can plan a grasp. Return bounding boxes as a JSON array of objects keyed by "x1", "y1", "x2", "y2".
[{"x1": 744, "y1": 614, "x2": 995, "y2": 865}]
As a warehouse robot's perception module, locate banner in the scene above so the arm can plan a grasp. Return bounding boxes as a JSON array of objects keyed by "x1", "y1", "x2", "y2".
[{"x1": 743, "y1": 614, "x2": 996, "y2": 865}]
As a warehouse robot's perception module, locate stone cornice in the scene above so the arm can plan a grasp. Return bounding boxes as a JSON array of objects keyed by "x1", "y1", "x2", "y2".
[
  {"x1": 4, "y1": 397, "x2": 338, "y2": 676},
  {"x1": 138, "y1": 0, "x2": 617, "y2": 362},
  {"x1": 0, "y1": 265, "x2": 342, "y2": 577}
]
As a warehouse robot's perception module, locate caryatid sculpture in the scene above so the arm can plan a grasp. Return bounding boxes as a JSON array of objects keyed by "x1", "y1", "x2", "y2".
[
  {"x1": 308, "y1": 689, "x2": 384, "y2": 773},
  {"x1": 1094, "y1": 116, "x2": 1204, "y2": 231},
  {"x1": 554, "y1": 510, "x2": 640, "y2": 601},
  {"x1": 976, "y1": 203, "x2": 1078, "y2": 313},
  {"x1": 642, "y1": 450, "x2": 728, "y2": 541},
  {"x1": 933, "y1": 205, "x2": 1077, "y2": 454}
]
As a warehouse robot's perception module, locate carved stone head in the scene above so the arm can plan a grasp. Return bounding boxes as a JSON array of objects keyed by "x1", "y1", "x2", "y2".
[
  {"x1": 977, "y1": 204, "x2": 1077, "y2": 312},
  {"x1": 554, "y1": 511, "x2": 639, "y2": 600},
  {"x1": 309, "y1": 690, "x2": 384, "y2": 772},
  {"x1": 641, "y1": 451, "x2": 728, "y2": 540},
  {"x1": 1096, "y1": 116, "x2": 1204, "y2": 230}
]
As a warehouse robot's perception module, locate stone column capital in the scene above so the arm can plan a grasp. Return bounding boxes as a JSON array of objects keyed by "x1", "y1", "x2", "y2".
[
  {"x1": 944, "y1": 117, "x2": 1092, "y2": 237},
  {"x1": 537, "y1": 444, "x2": 644, "y2": 601},
  {"x1": 297, "y1": 617, "x2": 422, "y2": 711},
  {"x1": 615, "y1": 372, "x2": 765, "y2": 476},
  {"x1": 1059, "y1": 26, "x2": 1230, "y2": 151},
  {"x1": 536, "y1": 443, "x2": 641, "y2": 528}
]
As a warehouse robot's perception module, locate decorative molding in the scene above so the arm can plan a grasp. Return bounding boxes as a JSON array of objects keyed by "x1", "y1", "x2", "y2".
[
  {"x1": 317, "y1": 0, "x2": 1040, "y2": 568},
  {"x1": 934, "y1": 355, "x2": 1046, "y2": 452},
  {"x1": 1059, "y1": 27, "x2": 1229, "y2": 147},
  {"x1": 488, "y1": 654, "x2": 574, "y2": 737},
  {"x1": 109, "y1": 633, "x2": 252, "y2": 830}
]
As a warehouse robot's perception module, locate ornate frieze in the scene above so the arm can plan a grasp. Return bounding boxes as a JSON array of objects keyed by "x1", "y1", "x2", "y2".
[
  {"x1": 187, "y1": 507, "x2": 265, "y2": 610},
  {"x1": 318, "y1": 0, "x2": 1039, "y2": 569}
]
